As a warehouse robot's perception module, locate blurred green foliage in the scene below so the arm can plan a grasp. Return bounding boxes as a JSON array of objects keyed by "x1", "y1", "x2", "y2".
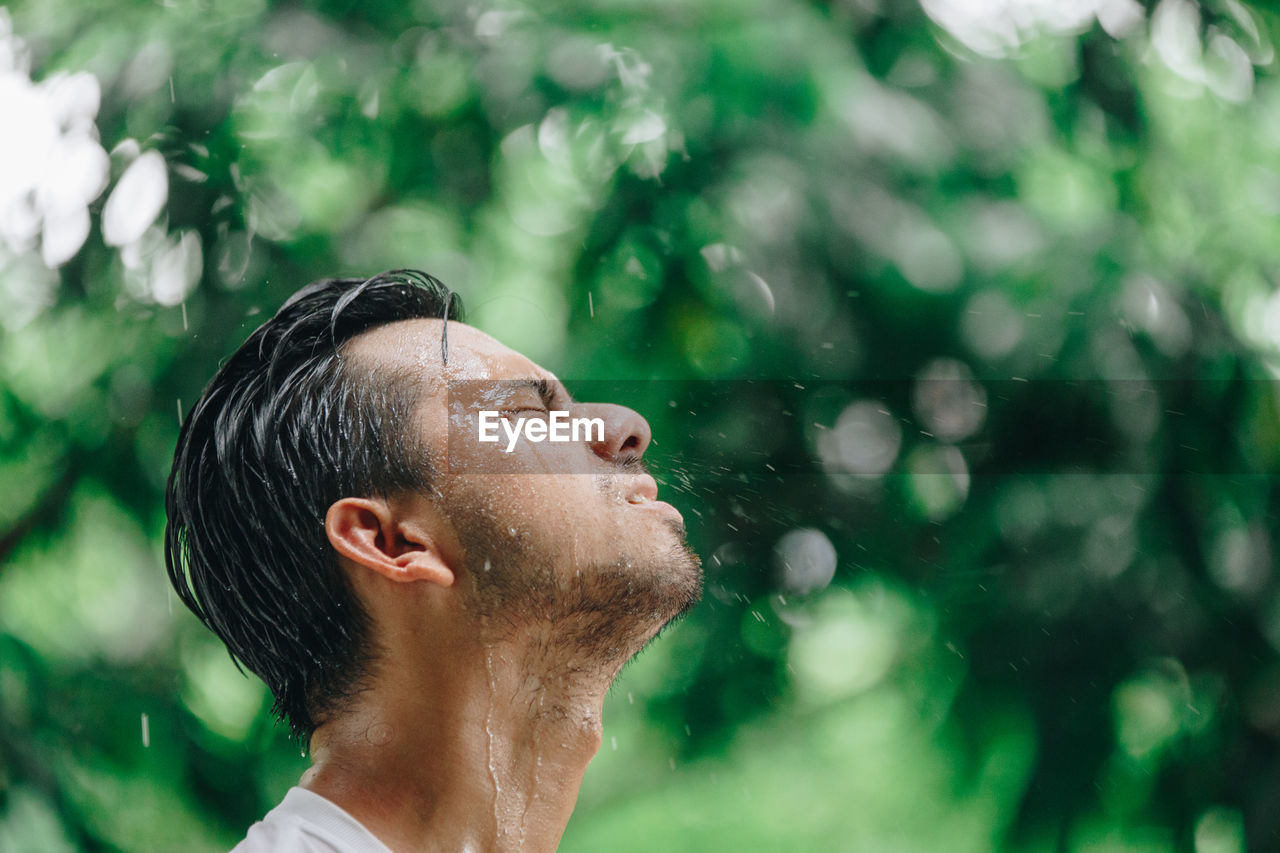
[{"x1": 4, "y1": 0, "x2": 1280, "y2": 850}]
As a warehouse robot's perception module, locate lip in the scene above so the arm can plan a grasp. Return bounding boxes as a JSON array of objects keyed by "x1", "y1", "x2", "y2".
[
  {"x1": 637, "y1": 499, "x2": 684, "y2": 524},
  {"x1": 630, "y1": 475, "x2": 659, "y2": 502},
  {"x1": 624, "y1": 475, "x2": 684, "y2": 523}
]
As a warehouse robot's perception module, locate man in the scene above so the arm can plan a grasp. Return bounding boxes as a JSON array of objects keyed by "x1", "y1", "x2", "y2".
[{"x1": 165, "y1": 270, "x2": 702, "y2": 852}]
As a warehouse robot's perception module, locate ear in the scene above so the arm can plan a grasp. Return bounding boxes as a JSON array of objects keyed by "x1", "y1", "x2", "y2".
[{"x1": 324, "y1": 497, "x2": 454, "y2": 587}]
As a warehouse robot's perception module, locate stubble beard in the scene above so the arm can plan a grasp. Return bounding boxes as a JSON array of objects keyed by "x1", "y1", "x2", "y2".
[{"x1": 449, "y1": 491, "x2": 703, "y2": 678}]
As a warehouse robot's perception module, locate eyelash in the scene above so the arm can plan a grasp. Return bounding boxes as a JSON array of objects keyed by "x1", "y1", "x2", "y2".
[{"x1": 498, "y1": 381, "x2": 560, "y2": 414}]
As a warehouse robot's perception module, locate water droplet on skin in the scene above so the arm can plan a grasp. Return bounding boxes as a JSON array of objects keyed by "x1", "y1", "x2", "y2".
[{"x1": 482, "y1": 643, "x2": 503, "y2": 839}]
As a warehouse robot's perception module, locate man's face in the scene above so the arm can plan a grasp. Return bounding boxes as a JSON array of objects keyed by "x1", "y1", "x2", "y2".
[{"x1": 348, "y1": 319, "x2": 702, "y2": 651}]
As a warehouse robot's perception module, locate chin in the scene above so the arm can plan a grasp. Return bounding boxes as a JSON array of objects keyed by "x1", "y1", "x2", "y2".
[{"x1": 654, "y1": 533, "x2": 704, "y2": 621}]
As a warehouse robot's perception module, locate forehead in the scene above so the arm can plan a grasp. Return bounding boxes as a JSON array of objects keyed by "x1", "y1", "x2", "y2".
[{"x1": 343, "y1": 318, "x2": 551, "y2": 385}]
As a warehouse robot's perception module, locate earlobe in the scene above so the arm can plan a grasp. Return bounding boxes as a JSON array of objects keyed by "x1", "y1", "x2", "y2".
[{"x1": 325, "y1": 498, "x2": 455, "y2": 587}]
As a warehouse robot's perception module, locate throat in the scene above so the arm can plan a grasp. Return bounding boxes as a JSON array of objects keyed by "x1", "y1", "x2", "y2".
[
  {"x1": 461, "y1": 634, "x2": 611, "y2": 852},
  {"x1": 303, "y1": 632, "x2": 610, "y2": 853}
]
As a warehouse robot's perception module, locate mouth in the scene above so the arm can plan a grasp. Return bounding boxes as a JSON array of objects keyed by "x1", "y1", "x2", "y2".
[
  {"x1": 623, "y1": 474, "x2": 684, "y2": 523},
  {"x1": 625, "y1": 475, "x2": 660, "y2": 505}
]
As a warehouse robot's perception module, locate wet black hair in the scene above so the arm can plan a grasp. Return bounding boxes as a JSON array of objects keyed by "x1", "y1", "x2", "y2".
[{"x1": 165, "y1": 270, "x2": 463, "y2": 740}]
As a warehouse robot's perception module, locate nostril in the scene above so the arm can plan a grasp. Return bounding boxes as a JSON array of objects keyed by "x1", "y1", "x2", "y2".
[{"x1": 579, "y1": 402, "x2": 652, "y2": 460}]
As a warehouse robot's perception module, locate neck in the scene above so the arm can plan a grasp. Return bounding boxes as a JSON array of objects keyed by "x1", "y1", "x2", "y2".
[{"x1": 300, "y1": 623, "x2": 622, "y2": 853}]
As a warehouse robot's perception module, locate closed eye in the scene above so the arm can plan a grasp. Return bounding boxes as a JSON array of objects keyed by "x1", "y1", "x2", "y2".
[
  {"x1": 531, "y1": 378, "x2": 559, "y2": 408},
  {"x1": 510, "y1": 378, "x2": 562, "y2": 410},
  {"x1": 491, "y1": 378, "x2": 567, "y2": 417}
]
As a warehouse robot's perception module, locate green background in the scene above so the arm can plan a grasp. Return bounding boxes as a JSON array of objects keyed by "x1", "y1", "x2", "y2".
[{"x1": 3, "y1": 0, "x2": 1280, "y2": 849}]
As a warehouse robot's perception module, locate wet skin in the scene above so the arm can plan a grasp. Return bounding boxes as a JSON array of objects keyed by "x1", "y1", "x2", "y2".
[{"x1": 301, "y1": 319, "x2": 701, "y2": 852}]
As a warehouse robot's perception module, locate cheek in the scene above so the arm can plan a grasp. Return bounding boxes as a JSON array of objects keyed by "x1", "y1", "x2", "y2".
[
  {"x1": 523, "y1": 476, "x2": 625, "y2": 557},
  {"x1": 448, "y1": 472, "x2": 613, "y2": 529}
]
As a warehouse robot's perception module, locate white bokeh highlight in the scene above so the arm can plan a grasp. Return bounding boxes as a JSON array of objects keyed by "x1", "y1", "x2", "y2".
[
  {"x1": 0, "y1": 12, "x2": 109, "y2": 270},
  {"x1": 774, "y1": 528, "x2": 839, "y2": 595},
  {"x1": 819, "y1": 400, "x2": 903, "y2": 478},
  {"x1": 0, "y1": 11, "x2": 187, "y2": 317},
  {"x1": 102, "y1": 151, "x2": 169, "y2": 248}
]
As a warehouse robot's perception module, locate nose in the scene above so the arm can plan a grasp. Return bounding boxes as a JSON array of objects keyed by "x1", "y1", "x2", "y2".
[{"x1": 576, "y1": 402, "x2": 651, "y2": 462}]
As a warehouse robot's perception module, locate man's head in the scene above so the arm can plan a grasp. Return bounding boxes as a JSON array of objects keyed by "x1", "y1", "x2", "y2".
[{"x1": 165, "y1": 271, "x2": 700, "y2": 740}]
